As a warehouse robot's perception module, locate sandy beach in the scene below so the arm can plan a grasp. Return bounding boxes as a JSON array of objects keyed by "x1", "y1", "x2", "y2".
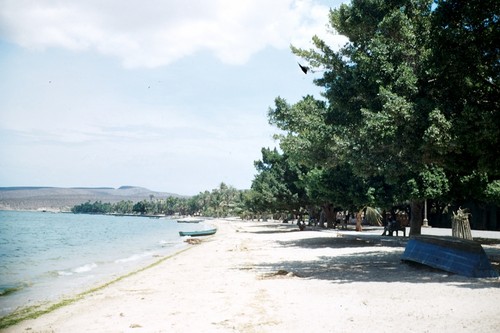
[{"x1": 3, "y1": 219, "x2": 500, "y2": 333}]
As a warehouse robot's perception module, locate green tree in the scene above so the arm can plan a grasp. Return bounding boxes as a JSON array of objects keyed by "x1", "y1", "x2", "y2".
[
  {"x1": 71, "y1": 200, "x2": 112, "y2": 214},
  {"x1": 291, "y1": 0, "x2": 452, "y2": 235},
  {"x1": 269, "y1": 95, "x2": 340, "y2": 167},
  {"x1": 113, "y1": 200, "x2": 134, "y2": 214},
  {"x1": 281, "y1": 0, "x2": 500, "y2": 233},
  {"x1": 429, "y1": 0, "x2": 500, "y2": 205},
  {"x1": 164, "y1": 196, "x2": 180, "y2": 215},
  {"x1": 251, "y1": 147, "x2": 309, "y2": 220},
  {"x1": 268, "y1": 94, "x2": 402, "y2": 225},
  {"x1": 132, "y1": 200, "x2": 147, "y2": 215}
]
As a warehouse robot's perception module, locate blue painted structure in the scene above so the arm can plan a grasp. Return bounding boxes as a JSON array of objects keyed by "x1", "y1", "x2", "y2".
[{"x1": 401, "y1": 235, "x2": 498, "y2": 278}]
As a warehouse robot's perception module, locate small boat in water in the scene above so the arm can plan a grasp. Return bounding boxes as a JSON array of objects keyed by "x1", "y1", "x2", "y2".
[
  {"x1": 401, "y1": 235, "x2": 498, "y2": 278},
  {"x1": 177, "y1": 217, "x2": 204, "y2": 223},
  {"x1": 179, "y1": 228, "x2": 217, "y2": 237}
]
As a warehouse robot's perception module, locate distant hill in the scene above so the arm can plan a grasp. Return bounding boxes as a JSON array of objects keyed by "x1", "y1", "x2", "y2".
[{"x1": 0, "y1": 186, "x2": 183, "y2": 212}]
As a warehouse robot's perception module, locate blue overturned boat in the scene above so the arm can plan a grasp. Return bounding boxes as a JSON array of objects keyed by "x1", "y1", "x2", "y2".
[{"x1": 401, "y1": 235, "x2": 498, "y2": 278}]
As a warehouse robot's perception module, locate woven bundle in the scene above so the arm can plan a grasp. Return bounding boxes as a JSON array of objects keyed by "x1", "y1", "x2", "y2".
[{"x1": 452, "y1": 208, "x2": 473, "y2": 240}]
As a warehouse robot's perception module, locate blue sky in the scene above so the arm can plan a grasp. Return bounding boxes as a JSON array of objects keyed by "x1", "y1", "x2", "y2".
[{"x1": 0, "y1": 0, "x2": 347, "y2": 195}]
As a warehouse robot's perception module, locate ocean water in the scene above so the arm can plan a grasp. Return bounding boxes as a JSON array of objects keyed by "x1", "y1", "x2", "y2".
[{"x1": 0, "y1": 211, "x2": 207, "y2": 316}]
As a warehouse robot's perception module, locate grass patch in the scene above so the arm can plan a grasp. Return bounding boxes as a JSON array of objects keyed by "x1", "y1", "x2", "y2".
[{"x1": 0, "y1": 246, "x2": 193, "y2": 329}]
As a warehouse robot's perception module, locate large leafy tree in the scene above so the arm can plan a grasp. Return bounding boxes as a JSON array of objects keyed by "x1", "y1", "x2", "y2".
[
  {"x1": 267, "y1": 95, "x2": 347, "y2": 225},
  {"x1": 286, "y1": 0, "x2": 499, "y2": 234},
  {"x1": 258, "y1": 0, "x2": 498, "y2": 233},
  {"x1": 269, "y1": 95, "x2": 340, "y2": 167},
  {"x1": 292, "y1": 0, "x2": 445, "y2": 235},
  {"x1": 251, "y1": 147, "x2": 309, "y2": 218}
]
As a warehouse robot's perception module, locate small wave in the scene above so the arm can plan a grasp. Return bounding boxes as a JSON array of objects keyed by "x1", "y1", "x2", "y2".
[
  {"x1": 45, "y1": 270, "x2": 71, "y2": 277},
  {"x1": 115, "y1": 254, "x2": 143, "y2": 263},
  {"x1": 0, "y1": 287, "x2": 20, "y2": 297},
  {"x1": 115, "y1": 252, "x2": 153, "y2": 263},
  {"x1": 159, "y1": 239, "x2": 179, "y2": 246},
  {"x1": 72, "y1": 263, "x2": 98, "y2": 273},
  {"x1": 0, "y1": 283, "x2": 27, "y2": 297}
]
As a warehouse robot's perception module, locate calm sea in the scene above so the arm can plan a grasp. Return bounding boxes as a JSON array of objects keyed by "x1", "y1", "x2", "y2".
[{"x1": 0, "y1": 211, "x2": 206, "y2": 316}]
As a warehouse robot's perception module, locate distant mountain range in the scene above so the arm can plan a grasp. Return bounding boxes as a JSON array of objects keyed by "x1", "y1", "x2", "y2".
[{"x1": 0, "y1": 186, "x2": 183, "y2": 212}]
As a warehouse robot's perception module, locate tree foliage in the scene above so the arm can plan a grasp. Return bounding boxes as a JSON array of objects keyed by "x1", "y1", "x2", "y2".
[
  {"x1": 71, "y1": 183, "x2": 249, "y2": 218},
  {"x1": 430, "y1": 0, "x2": 500, "y2": 204},
  {"x1": 250, "y1": 148, "x2": 308, "y2": 217},
  {"x1": 251, "y1": 0, "x2": 499, "y2": 232}
]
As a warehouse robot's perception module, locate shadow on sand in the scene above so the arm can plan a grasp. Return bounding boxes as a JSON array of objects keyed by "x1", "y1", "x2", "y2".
[
  {"x1": 250, "y1": 232, "x2": 500, "y2": 289},
  {"x1": 237, "y1": 222, "x2": 302, "y2": 234}
]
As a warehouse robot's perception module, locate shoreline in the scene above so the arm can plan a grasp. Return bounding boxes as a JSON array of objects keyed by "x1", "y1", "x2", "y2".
[
  {"x1": 0, "y1": 212, "x2": 197, "y2": 319},
  {"x1": 2, "y1": 219, "x2": 500, "y2": 332},
  {"x1": 0, "y1": 245, "x2": 196, "y2": 329}
]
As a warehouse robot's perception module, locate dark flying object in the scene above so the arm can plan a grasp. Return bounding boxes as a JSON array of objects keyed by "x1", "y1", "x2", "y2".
[
  {"x1": 298, "y1": 62, "x2": 326, "y2": 74},
  {"x1": 298, "y1": 62, "x2": 310, "y2": 74}
]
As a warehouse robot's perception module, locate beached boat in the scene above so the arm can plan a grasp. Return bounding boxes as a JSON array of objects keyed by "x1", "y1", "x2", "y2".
[
  {"x1": 179, "y1": 228, "x2": 217, "y2": 237},
  {"x1": 401, "y1": 235, "x2": 498, "y2": 278},
  {"x1": 177, "y1": 217, "x2": 204, "y2": 223}
]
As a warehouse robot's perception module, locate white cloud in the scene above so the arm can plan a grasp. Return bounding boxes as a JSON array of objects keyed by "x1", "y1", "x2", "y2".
[
  {"x1": 0, "y1": 0, "x2": 346, "y2": 68},
  {"x1": 0, "y1": 0, "x2": 350, "y2": 194}
]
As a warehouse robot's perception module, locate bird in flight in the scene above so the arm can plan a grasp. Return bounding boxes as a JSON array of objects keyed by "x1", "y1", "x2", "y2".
[
  {"x1": 298, "y1": 62, "x2": 326, "y2": 74},
  {"x1": 298, "y1": 62, "x2": 310, "y2": 74}
]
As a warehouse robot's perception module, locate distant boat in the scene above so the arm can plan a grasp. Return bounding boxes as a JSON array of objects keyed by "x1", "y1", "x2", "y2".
[
  {"x1": 179, "y1": 228, "x2": 217, "y2": 237},
  {"x1": 177, "y1": 217, "x2": 204, "y2": 223},
  {"x1": 401, "y1": 235, "x2": 498, "y2": 278}
]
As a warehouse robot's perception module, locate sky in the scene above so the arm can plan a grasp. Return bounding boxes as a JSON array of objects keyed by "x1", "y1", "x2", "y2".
[{"x1": 0, "y1": 0, "x2": 348, "y2": 196}]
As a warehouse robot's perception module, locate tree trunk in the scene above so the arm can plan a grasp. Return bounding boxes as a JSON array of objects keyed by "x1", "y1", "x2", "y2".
[
  {"x1": 319, "y1": 210, "x2": 326, "y2": 228},
  {"x1": 323, "y1": 204, "x2": 336, "y2": 228},
  {"x1": 409, "y1": 200, "x2": 423, "y2": 236}
]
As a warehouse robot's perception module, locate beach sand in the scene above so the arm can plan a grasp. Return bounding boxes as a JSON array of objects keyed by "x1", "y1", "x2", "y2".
[{"x1": 3, "y1": 219, "x2": 500, "y2": 333}]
